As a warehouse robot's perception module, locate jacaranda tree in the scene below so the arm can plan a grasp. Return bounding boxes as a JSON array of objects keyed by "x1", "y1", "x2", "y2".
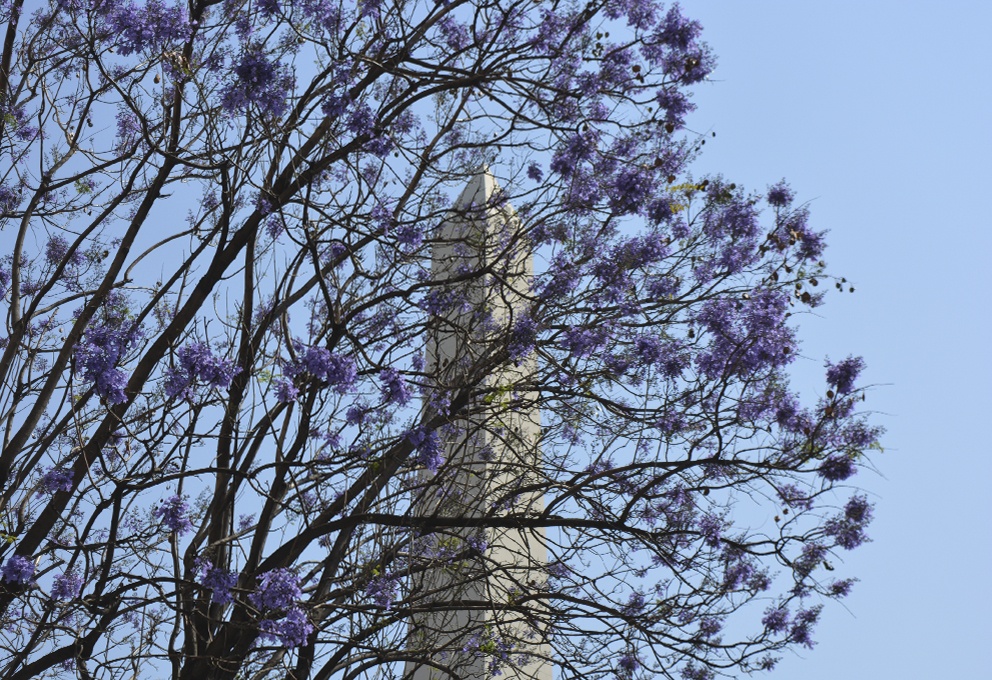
[{"x1": 0, "y1": 0, "x2": 882, "y2": 678}]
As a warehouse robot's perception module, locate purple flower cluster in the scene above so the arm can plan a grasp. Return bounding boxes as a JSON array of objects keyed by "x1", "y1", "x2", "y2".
[
  {"x1": 824, "y1": 495, "x2": 873, "y2": 550},
  {"x1": 550, "y1": 129, "x2": 600, "y2": 177},
  {"x1": 766, "y1": 181, "x2": 795, "y2": 208},
  {"x1": 321, "y1": 93, "x2": 351, "y2": 118},
  {"x1": 695, "y1": 289, "x2": 794, "y2": 381},
  {"x1": 788, "y1": 606, "x2": 822, "y2": 648},
  {"x1": 466, "y1": 532, "x2": 488, "y2": 555},
  {"x1": 829, "y1": 578, "x2": 856, "y2": 598},
  {"x1": 508, "y1": 314, "x2": 538, "y2": 363},
  {"x1": 697, "y1": 513, "x2": 723, "y2": 548},
  {"x1": 278, "y1": 345, "x2": 357, "y2": 402},
  {"x1": 221, "y1": 50, "x2": 294, "y2": 119},
  {"x1": 407, "y1": 426, "x2": 444, "y2": 473},
  {"x1": 1, "y1": 555, "x2": 34, "y2": 584},
  {"x1": 199, "y1": 561, "x2": 238, "y2": 604},
  {"x1": 654, "y1": 88, "x2": 694, "y2": 126},
  {"x1": 818, "y1": 454, "x2": 856, "y2": 482},
  {"x1": 622, "y1": 591, "x2": 646, "y2": 615},
  {"x1": 789, "y1": 544, "x2": 825, "y2": 584},
  {"x1": 45, "y1": 235, "x2": 85, "y2": 268},
  {"x1": 51, "y1": 571, "x2": 82, "y2": 600},
  {"x1": 610, "y1": 167, "x2": 654, "y2": 216},
  {"x1": 562, "y1": 325, "x2": 610, "y2": 359},
  {"x1": 526, "y1": 162, "x2": 543, "y2": 182},
  {"x1": 633, "y1": 336, "x2": 688, "y2": 378},
  {"x1": 395, "y1": 221, "x2": 423, "y2": 249},
  {"x1": 825, "y1": 356, "x2": 866, "y2": 395},
  {"x1": 680, "y1": 664, "x2": 714, "y2": 680},
  {"x1": 698, "y1": 617, "x2": 722, "y2": 638},
  {"x1": 249, "y1": 569, "x2": 302, "y2": 611},
  {"x1": 643, "y1": 5, "x2": 714, "y2": 85},
  {"x1": 259, "y1": 607, "x2": 313, "y2": 648},
  {"x1": 761, "y1": 606, "x2": 789, "y2": 634},
  {"x1": 0, "y1": 183, "x2": 21, "y2": 216},
  {"x1": 164, "y1": 342, "x2": 241, "y2": 400},
  {"x1": 604, "y1": 0, "x2": 658, "y2": 29},
  {"x1": 105, "y1": 0, "x2": 192, "y2": 56},
  {"x1": 437, "y1": 14, "x2": 470, "y2": 52},
  {"x1": 617, "y1": 651, "x2": 640, "y2": 676},
  {"x1": 74, "y1": 314, "x2": 142, "y2": 405},
  {"x1": 39, "y1": 467, "x2": 74, "y2": 495},
  {"x1": 154, "y1": 495, "x2": 193, "y2": 535},
  {"x1": 365, "y1": 572, "x2": 399, "y2": 609},
  {"x1": 379, "y1": 367, "x2": 411, "y2": 406}
]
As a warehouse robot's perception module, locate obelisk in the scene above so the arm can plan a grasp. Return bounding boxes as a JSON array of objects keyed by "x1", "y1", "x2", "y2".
[{"x1": 405, "y1": 167, "x2": 550, "y2": 680}]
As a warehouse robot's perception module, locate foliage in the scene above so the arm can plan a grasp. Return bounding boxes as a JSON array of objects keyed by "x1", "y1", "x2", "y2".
[{"x1": 0, "y1": 0, "x2": 881, "y2": 679}]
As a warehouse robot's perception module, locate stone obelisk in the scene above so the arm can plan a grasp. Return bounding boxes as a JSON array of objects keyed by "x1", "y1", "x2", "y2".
[{"x1": 405, "y1": 167, "x2": 550, "y2": 680}]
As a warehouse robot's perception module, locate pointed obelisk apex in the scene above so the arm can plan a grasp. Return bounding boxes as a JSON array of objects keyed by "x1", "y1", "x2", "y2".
[{"x1": 405, "y1": 168, "x2": 551, "y2": 680}]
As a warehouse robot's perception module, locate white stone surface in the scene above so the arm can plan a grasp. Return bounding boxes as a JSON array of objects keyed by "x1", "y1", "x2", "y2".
[{"x1": 405, "y1": 168, "x2": 550, "y2": 680}]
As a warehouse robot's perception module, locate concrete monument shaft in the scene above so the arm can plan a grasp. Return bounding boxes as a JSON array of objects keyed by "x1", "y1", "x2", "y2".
[{"x1": 405, "y1": 168, "x2": 551, "y2": 680}]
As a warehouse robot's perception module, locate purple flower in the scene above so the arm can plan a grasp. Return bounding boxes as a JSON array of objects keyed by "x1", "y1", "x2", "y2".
[
  {"x1": 562, "y1": 325, "x2": 610, "y2": 358},
  {"x1": 39, "y1": 467, "x2": 74, "y2": 495},
  {"x1": 680, "y1": 665, "x2": 714, "y2": 680},
  {"x1": 610, "y1": 167, "x2": 653, "y2": 215},
  {"x1": 52, "y1": 571, "x2": 82, "y2": 600},
  {"x1": 825, "y1": 356, "x2": 866, "y2": 395},
  {"x1": 793, "y1": 541, "x2": 828, "y2": 578},
  {"x1": 622, "y1": 591, "x2": 646, "y2": 615},
  {"x1": 154, "y1": 495, "x2": 193, "y2": 535},
  {"x1": 258, "y1": 0, "x2": 280, "y2": 16},
  {"x1": 550, "y1": 129, "x2": 599, "y2": 177},
  {"x1": 365, "y1": 572, "x2": 399, "y2": 609},
  {"x1": 274, "y1": 379, "x2": 299, "y2": 403},
  {"x1": 633, "y1": 335, "x2": 687, "y2": 378},
  {"x1": 761, "y1": 606, "x2": 789, "y2": 634},
  {"x1": 105, "y1": 0, "x2": 192, "y2": 56},
  {"x1": 379, "y1": 367, "x2": 411, "y2": 406},
  {"x1": 0, "y1": 183, "x2": 21, "y2": 215},
  {"x1": 396, "y1": 221, "x2": 423, "y2": 249},
  {"x1": 285, "y1": 345, "x2": 357, "y2": 393},
  {"x1": 617, "y1": 652, "x2": 640, "y2": 676},
  {"x1": 788, "y1": 606, "x2": 822, "y2": 648},
  {"x1": 818, "y1": 454, "x2": 856, "y2": 482},
  {"x1": 199, "y1": 561, "x2": 238, "y2": 604},
  {"x1": 250, "y1": 569, "x2": 302, "y2": 611},
  {"x1": 698, "y1": 617, "x2": 722, "y2": 638},
  {"x1": 0, "y1": 266, "x2": 10, "y2": 298},
  {"x1": 74, "y1": 317, "x2": 142, "y2": 405},
  {"x1": 526, "y1": 162, "x2": 543, "y2": 182},
  {"x1": 508, "y1": 314, "x2": 538, "y2": 363},
  {"x1": 697, "y1": 513, "x2": 723, "y2": 548},
  {"x1": 407, "y1": 426, "x2": 444, "y2": 473},
  {"x1": 321, "y1": 93, "x2": 351, "y2": 118},
  {"x1": 346, "y1": 403, "x2": 367, "y2": 426},
  {"x1": 766, "y1": 181, "x2": 795, "y2": 207},
  {"x1": 164, "y1": 342, "x2": 241, "y2": 400},
  {"x1": 259, "y1": 607, "x2": 313, "y2": 648},
  {"x1": 45, "y1": 235, "x2": 85, "y2": 267},
  {"x1": 466, "y1": 532, "x2": 488, "y2": 554},
  {"x1": 346, "y1": 102, "x2": 376, "y2": 137},
  {"x1": 437, "y1": 14, "x2": 470, "y2": 52},
  {"x1": 824, "y1": 495, "x2": 873, "y2": 550},
  {"x1": 221, "y1": 50, "x2": 294, "y2": 119},
  {"x1": 1, "y1": 555, "x2": 34, "y2": 584}
]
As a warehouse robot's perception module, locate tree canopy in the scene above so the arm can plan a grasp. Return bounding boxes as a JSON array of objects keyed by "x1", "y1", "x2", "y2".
[{"x1": 0, "y1": 1, "x2": 881, "y2": 679}]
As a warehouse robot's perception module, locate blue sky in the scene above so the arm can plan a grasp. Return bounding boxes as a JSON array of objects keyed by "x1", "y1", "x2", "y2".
[{"x1": 682, "y1": 2, "x2": 992, "y2": 677}]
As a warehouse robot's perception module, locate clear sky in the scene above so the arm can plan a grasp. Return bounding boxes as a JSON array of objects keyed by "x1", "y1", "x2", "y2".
[{"x1": 680, "y1": 2, "x2": 992, "y2": 677}]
